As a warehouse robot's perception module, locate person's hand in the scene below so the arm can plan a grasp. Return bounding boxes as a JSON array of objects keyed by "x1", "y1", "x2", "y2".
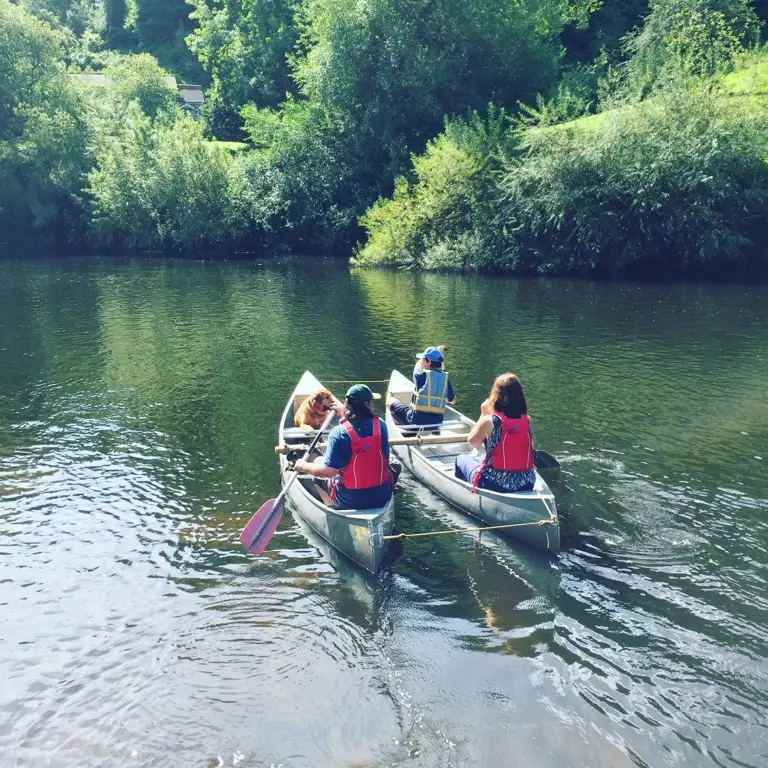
[
  {"x1": 292, "y1": 458, "x2": 308, "y2": 473},
  {"x1": 331, "y1": 398, "x2": 344, "y2": 417},
  {"x1": 386, "y1": 392, "x2": 396, "y2": 407},
  {"x1": 480, "y1": 398, "x2": 491, "y2": 416}
]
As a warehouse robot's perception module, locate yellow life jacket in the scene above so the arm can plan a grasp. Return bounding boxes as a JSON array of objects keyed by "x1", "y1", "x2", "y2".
[{"x1": 413, "y1": 369, "x2": 449, "y2": 414}]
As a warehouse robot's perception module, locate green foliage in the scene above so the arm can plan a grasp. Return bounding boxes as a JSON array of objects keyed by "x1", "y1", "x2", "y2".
[
  {"x1": 18, "y1": 0, "x2": 106, "y2": 35},
  {"x1": 0, "y1": 0, "x2": 89, "y2": 233},
  {"x1": 241, "y1": 99, "x2": 372, "y2": 250},
  {"x1": 5, "y1": 0, "x2": 768, "y2": 273},
  {"x1": 606, "y1": 0, "x2": 762, "y2": 104},
  {"x1": 294, "y1": 0, "x2": 561, "y2": 161},
  {"x1": 355, "y1": 109, "x2": 512, "y2": 270},
  {"x1": 187, "y1": 0, "x2": 300, "y2": 133},
  {"x1": 503, "y1": 84, "x2": 768, "y2": 274},
  {"x1": 104, "y1": 52, "x2": 177, "y2": 118},
  {"x1": 358, "y1": 82, "x2": 768, "y2": 275},
  {"x1": 87, "y1": 109, "x2": 266, "y2": 250},
  {"x1": 125, "y1": 0, "x2": 190, "y2": 44}
]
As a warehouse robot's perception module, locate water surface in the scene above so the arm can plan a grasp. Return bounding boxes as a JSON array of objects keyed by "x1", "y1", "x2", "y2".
[{"x1": 1, "y1": 257, "x2": 766, "y2": 767}]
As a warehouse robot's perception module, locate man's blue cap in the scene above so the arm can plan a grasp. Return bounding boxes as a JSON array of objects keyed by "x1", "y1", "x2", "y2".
[{"x1": 416, "y1": 346, "x2": 444, "y2": 363}]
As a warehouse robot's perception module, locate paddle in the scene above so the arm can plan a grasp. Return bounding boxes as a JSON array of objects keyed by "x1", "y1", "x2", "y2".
[
  {"x1": 534, "y1": 450, "x2": 560, "y2": 470},
  {"x1": 240, "y1": 409, "x2": 336, "y2": 556}
]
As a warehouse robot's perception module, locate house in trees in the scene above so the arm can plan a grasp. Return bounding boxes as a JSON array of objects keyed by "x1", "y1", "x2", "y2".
[{"x1": 177, "y1": 85, "x2": 204, "y2": 118}]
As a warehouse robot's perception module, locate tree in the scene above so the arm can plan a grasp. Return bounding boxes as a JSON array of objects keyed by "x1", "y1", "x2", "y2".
[
  {"x1": 104, "y1": 53, "x2": 178, "y2": 119},
  {"x1": 87, "y1": 108, "x2": 252, "y2": 250},
  {"x1": 294, "y1": 0, "x2": 562, "y2": 165},
  {"x1": 0, "y1": 0, "x2": 89, "y2": 235},
  {"x1": 187, "y1": 0, "x2": 300, "y2": 130}
]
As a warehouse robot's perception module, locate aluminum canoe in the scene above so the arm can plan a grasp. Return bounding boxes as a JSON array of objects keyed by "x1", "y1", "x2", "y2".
[
  {"x1": 385, "y1": 369, "x2": 560, "y2": 553},
  {"x1": 278, "y1": 371, "x2": 394, "y2": 572}
]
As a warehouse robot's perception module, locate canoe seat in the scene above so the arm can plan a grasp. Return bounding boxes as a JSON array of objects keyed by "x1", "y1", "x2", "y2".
[
  {"x1": 283, "y1": 427, "x2": 333, "y2": 441},
  {"x1": 397, "y1": 420, "x2": 468, "y2": 433},
  {"x1": 426, "y1": 455, "x2": 457, "y2": 473}
]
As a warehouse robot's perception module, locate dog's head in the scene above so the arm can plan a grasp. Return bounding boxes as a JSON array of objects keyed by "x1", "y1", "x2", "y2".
[{"x1": 308, "y1": 388, "x2": 335, "y2": 414}]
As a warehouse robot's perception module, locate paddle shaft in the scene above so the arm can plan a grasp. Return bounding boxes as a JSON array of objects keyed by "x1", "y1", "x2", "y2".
[{"x1": 245, "y1": 410, "x2": 336, "y2": 549}]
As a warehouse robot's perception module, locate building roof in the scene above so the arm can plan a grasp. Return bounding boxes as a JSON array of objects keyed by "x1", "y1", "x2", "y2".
[{"x1": 178, "y1": 85, "x2": 205, "y2": 104}]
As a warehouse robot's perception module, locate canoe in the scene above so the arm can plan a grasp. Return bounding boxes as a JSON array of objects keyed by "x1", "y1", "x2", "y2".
[
  {"x1": 278, "y1": 371, "x2": 394, "y2": 572},
  {"x1": 385, "y1": 370, "x2": 560, "y2": 553}
]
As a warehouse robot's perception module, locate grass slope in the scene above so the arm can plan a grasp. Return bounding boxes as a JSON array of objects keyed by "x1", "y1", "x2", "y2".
[{"x1": 538, "y1": 54, "x2": 768, "y2": 139}]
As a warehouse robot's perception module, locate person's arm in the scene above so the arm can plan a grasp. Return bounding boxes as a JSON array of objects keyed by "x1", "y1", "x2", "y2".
[
  {"x1": 412, "y1": 371, "x2": 426, "y2": 401},
  {"x1": 294, "y1": 427, "x2": 347, "y2": 476},
  {"x1": 381, "y1": 421, "x2": 390, "y2": 462},
  {"x1": 480, "y1": 398, "x2": 491, "y2": 416},
  {"x1": 467, "y1": 415, "x2": 492, "y2": 450},
  {"x1": 294, "y1": 459, "x2": 337, "y2": 479},
  {"x1": 446, "y1": 380, "x2": 456, "y2": 405}
]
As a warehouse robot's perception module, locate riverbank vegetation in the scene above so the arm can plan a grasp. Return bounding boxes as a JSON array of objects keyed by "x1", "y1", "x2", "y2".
[{"x1": 1, "y1": 0, "x2": 767, "y2": 275}]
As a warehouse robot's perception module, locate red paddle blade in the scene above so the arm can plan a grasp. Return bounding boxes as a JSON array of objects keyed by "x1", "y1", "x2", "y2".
[{"x1": 239, "y1": 498, "x2": 284, "y2": 555}]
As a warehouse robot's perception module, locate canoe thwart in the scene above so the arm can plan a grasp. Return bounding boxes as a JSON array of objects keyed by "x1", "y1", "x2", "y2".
[
  {"x1": 396, "y1": 420, "x2": 469, "y2": 432},
  {"x1": 275, "y1": 433, "x2": 471, "y2": 453}
]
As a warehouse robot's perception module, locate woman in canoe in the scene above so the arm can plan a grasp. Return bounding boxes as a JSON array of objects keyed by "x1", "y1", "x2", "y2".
[
  {"x1": 292, "y1": 384, "x2": 394, "y2": 510},
  {"x1": 455, "y1": 373, "x2": 536, "y2": 493},
  {"x1": 387, "y1": 345, "x2": 456, "y2": 426}
]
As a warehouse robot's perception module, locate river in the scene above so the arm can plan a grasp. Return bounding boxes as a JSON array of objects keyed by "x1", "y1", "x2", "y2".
[{"x1": 1, "y1": 256, "x2": 766, "y2": 767}]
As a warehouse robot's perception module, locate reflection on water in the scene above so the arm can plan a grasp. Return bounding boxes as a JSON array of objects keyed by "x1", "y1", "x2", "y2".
[{"x1": 1, "y1": 256, "x2": 766, "y2": 767}]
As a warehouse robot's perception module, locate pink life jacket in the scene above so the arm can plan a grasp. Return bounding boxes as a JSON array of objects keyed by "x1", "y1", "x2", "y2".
[{"x1": 338, "y1": 417, "x2": 389, "y2": 489}]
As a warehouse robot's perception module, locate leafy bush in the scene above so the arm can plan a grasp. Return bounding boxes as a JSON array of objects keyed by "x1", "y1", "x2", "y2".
[
  {"x1": 357, "y1": 82, "x2": 768, "y2": 276},
  {"x1": 87, "y1": 109, "x2": 261, "y2": 251},
  {"x1": 355, "y1": 109, "x2": 512, "y2": 270},
  {"x1": 500, "y1": 83, "x2": 768, "y2": 275},
  {"x1": 602, "y1": 0, "x2": 762, "y2": 105}
]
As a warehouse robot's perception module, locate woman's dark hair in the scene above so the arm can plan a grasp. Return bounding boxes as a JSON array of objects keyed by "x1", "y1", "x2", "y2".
[
  {"x1": 489, "y1": 373, "x2": 528, "y2": 419},
  {"x1": 426, "y1": 359, "x2": 443, "y2": 370},
  {"x1": 344, "y1": 399, "x2": 374, "y2": 421}
]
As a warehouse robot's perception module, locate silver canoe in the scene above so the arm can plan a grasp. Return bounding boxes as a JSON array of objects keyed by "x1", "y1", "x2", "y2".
[
  {"x1": 385, "y1": 369, "x2": 560, "y2": 553},
  {"x1": 278, "y1": 371, "x2": 394, "y2": 572}
]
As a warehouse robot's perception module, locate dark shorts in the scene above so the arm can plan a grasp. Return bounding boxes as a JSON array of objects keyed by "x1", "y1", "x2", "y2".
[
  {"x1": 330, "y1": 479, "x2": 393, "y2": 510},
  {"x1": 389, "y1": 399, "x2": 443, "y2": 426}
]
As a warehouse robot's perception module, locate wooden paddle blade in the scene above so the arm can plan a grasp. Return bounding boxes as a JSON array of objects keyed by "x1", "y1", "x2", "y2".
[
  {"x1": 239, "y1": 498, "x2": 284, "y2": 555},
  {"x1": 534, "y1": 450, "x2": 561, "y2": 470}
]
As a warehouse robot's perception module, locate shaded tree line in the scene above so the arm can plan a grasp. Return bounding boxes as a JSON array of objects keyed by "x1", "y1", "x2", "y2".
[{"x1": 2, "y1": 0, "x2": 768, "y2": 275}]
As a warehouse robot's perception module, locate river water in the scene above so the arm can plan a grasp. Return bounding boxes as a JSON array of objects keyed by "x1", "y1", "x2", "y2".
[{"x1": 1, "y1": 256, "x2": 766, "y2": 768}]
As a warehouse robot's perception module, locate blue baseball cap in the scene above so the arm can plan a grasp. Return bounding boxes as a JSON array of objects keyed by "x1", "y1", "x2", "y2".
[{"x1": 416, "y1": 346, "x2": 444, "y2": 363}]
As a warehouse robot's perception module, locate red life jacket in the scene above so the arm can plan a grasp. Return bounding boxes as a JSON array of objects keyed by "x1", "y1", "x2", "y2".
[
  {"x1": 488, "y1": 413, "x2": 534, "y2": 472},
  {"x1": 471, "y1": 412, "x2": 534, "y2": 493},
  {"x1": 338, "y1": 417, "x2": 389, "y2": 489}
]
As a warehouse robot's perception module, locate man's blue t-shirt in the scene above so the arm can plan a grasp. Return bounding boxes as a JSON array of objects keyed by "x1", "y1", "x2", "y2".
[
  {"x1": 324, "y1": 417, "x2": 392, "y2": 509},
  {"x1": 406, "y1": 370, "x2": 455, "y2": 425}
]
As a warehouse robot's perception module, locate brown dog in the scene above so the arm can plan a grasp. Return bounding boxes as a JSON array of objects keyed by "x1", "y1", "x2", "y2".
[{"x1": 294, "y1": 388, "x2": 336, "y2": 431}]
